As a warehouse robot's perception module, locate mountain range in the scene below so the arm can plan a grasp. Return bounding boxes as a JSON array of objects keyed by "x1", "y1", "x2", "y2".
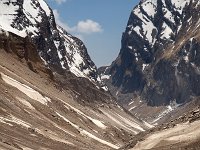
[{"x1": 0, "y1": 0, "x2": 200, "y2": 149}]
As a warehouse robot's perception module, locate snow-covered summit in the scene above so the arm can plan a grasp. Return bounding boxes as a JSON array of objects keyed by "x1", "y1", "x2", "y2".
[
  {"x1": 129, "y1": 0, "x2": 191, "y2": 47},
  {"x1": 0, "y1": 0, "x2": 50, "y2": 37},
  {"x1": 0, "y1": 0, "x2": 103, "y2": 87}
]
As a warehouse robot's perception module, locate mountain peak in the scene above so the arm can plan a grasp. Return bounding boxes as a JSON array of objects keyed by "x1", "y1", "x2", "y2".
[
  {"x1": 103, "y1": 0, "x2": 200, "y2": 107},
  {"x1": 0, "y1": 0, "x2": 105, "y2": 88}
]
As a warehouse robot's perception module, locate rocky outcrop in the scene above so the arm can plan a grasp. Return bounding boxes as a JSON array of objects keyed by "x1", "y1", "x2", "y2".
[
  {"x1": 0, "y1": 29, "x2": 42, "y2": 68},
  {"x1": 102, "y1": 0, "x2": 200, "y2": 106}
]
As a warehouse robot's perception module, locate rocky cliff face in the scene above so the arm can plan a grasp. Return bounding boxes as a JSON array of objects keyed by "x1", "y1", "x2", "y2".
[
  {"x1": 0, "y1": 0, "x2": 102, "y2": 87},
  {"x1": 102, "y1": 0, "x2": 200, "y2": 106}
]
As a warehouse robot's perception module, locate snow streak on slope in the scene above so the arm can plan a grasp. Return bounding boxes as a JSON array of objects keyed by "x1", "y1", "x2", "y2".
[
  {"x1": 55, "y1": 112, "x2": 119, "y2": 149},
  {"x1": 63, "y1": 104, "x2": 107, "y2": 129},
  {"x1": 0, "y1": 72, "x2": 51, "y2": 105},
  {"x1": 0, "y1": 115, "x2": 31, "y2": 128}
]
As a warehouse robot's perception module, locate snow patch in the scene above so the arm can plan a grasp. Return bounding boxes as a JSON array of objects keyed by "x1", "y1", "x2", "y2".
[
  {"x1": 151, "y1": 101, "x2": 180, "y2": 124},
  {"x1": 38, "y1": 0, "x2": 51, "y2": 16},
  {"x1": 133, "y1": 26, "x2": 142, "y2": 37},
  {"x1": 171, "y1": 0, "x2": 190, "y2": 14},
  {"x1": 128, "y1": 46, "x2": 133, "y2": 50},
  {"x1": 142, "y1": 0, "x2": 157, "y2": 17},
  {"x1": 102, "y1": 110, "x2": 144, "y2": 134},
  {"x1": 142, "y1": 64, "x2": 149, "y2": 71},
  {"x1": 143, "y1": 121, "x2": 154, "y2": 128},
  {"x1": 160, "y1": 22, "x2": 173, "y2": 39},
  {"x1": 56, "y1": 112, "x2": 118, "y2": 149},
  {"x1": 0, "y1": 115, "x2": 31, "y2": 128},
  {"x1": 1, "y1": 73, "x2": 51, "y2": 105},
  {"x1": 128, "y1": 100, "x2": 134, "y2": 106},
  {"x1": 101, "y1": 86, "x2": 109, "y2": 91},
  {"x1": 129, "y1": 106, "x2": 136, "y2": 111},
  {"x1": 133, "y1": 6, "x2": 156, "y2": 45},
  {"x1": 80, "y1": 130, "x2": 120, "y2": 149},
  {"x1": 16, "y1": 97, "x2": 35, "y2": 110},
  {"x1": 101, "y1": 75, "x2": 111, "y2": 80},
  {"x1": 64, "y1": 104, "x2": 106, "y2": 129}
]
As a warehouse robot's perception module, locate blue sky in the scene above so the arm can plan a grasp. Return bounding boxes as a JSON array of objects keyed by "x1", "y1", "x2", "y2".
[{"x1": 47, "y1": 0, "x2": 140, "y2": 67}]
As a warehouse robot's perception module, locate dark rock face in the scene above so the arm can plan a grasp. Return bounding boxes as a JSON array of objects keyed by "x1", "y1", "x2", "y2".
[
  {"x1": 0, "y1": 0, "x2": 102, "y2": 86},
  {"x1": 103, "y1": 0, "x2": 200, "y2": 106}
]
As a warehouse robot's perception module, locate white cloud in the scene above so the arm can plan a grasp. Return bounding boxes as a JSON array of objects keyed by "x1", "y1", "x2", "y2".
[
  {"x1": 53, "y1": 10, "x2": 102, "y2": 42},
  {"x1": 53, "y1": 0, "x2": 66, "y2": 5},
  {"x1": 76, "y1": 19, "x2": 103, "y2": 34},
  {"x1": 53, "y1": 9, "x2": 103, "y2": 36}
]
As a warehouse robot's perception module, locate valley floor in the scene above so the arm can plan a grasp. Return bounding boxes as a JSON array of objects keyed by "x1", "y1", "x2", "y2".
[
  {"x1": 131, "y1": 120, "x2": 200, "y2": 150},
  {"x1": 1, "y1": 49, "x2": 200, "y2": 150}
]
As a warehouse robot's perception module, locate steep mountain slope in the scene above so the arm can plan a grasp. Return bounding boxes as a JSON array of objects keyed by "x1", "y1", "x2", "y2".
[
  {"x1": 0, "y1": 48, "x2": 149, "y2": 150},
  {"x1": 101, "y1": 0, "x2": 200, "y2": 110},
  {"x1": 0, "y1": 0, "x2": 103, "y2": 87}
]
